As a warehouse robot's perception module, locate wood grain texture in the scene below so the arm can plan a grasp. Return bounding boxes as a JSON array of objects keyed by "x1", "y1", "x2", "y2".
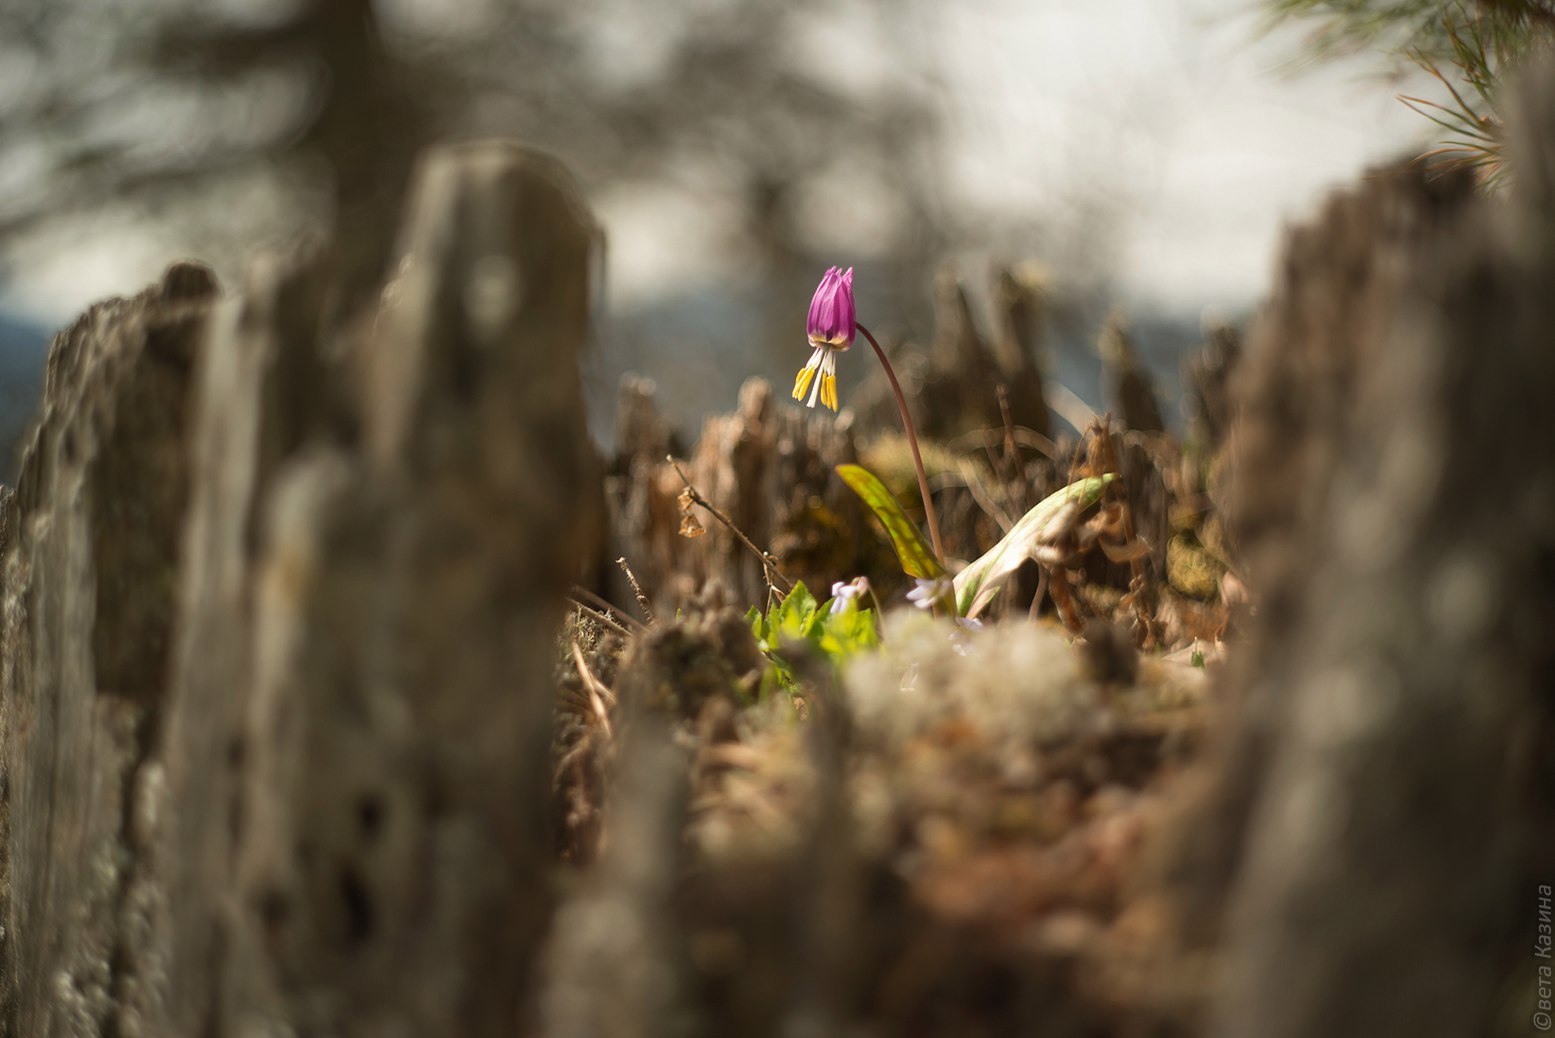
[{"x1": 0, "y1": 143, "x2": 600, "y2": 1037}]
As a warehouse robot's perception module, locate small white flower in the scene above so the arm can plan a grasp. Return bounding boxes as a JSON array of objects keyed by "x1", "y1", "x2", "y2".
[
  {"x1": 829, "y1": 576, "x2": 871, "y2": 615},
  {"x1": 906, "y1": 575, "x2": 952, "y2": 611}
]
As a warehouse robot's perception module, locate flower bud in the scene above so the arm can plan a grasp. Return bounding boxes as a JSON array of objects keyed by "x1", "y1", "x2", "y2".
[{"x1": 806, "y1": 266, "x2": 856, "y2": 349}]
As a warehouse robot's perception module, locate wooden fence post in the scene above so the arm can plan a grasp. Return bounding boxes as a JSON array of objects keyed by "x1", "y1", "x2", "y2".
[{"x1": 0, "y1": 143, "x2": 600, "y2": 1036}]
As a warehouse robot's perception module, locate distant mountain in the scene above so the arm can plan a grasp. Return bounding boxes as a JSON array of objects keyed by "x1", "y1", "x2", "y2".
[{"x1": 0, "y1": 308, "x2": 51, "y2": 485}]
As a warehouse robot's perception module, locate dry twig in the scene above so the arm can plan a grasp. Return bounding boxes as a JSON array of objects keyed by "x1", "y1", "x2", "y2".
[
  {"x1": 668, "y1": 455, "x2": 794, "y2": 596},
  {"x1": 615, "y1": 556, "x2": 656, "y2": 624},
  {"x1": 570, "y1": 640, "x2": 615, "y2": 738},
  {"x1": 568, "y1": 588, "x2": 641, "y2": 637}
]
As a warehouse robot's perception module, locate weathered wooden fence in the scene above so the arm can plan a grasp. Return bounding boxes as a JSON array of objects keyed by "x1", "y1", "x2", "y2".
[
  {"x1": 1, "y1": 143, "x2": 599, "y2": 1036},
  {"x1": 1179, "y1": 64, "x2": 1555, "y2": 1038}
]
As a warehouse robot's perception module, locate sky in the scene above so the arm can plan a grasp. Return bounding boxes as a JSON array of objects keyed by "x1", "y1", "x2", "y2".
[
  {"x1": 599, "y1": 0, "x2": 1432, "y2": 319},
  {"x1": 2, "y1": 0, "x2": 1433, "y2": 326}
]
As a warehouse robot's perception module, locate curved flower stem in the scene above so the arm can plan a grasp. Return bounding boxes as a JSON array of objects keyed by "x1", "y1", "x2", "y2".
[{"x1": 856, "y1": 321, "x2": 946, "y2": 568}]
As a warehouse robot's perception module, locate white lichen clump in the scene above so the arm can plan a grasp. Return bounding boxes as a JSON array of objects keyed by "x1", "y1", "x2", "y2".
[{"x1": 845, "y1": 610, "x2": 1102, "y2": 754}]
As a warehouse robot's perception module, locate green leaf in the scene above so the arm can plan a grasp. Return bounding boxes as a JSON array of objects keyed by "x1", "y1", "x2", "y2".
[
  {"x1": 835, "y1": 464, "x2": 945, "y2": 580},
  {"x1": 748, "y1": 581, "x2": 883, "y2": 700},
  {"x1": 774, "y1": 580, "x2": 821, "y2": 642},
  {"x1": 953, "y1": 475, "x2": 1114, "y2": 618},
  {"x1": 812, "y1": 592, "x2": 881, "y2": 660},
  {"x1": 833, "y1": 604, "x2": 880, "y2": 653}
]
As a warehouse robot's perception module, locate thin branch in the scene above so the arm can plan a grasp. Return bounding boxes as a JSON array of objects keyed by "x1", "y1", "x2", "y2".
[{"x1": 668, "y1": 456, "x2": 794, "y2": 595}]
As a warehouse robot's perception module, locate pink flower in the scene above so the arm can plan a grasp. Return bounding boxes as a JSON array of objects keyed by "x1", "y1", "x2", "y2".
[{"x1": 792, "y1": 266, "x2": 855, "y2": 411}]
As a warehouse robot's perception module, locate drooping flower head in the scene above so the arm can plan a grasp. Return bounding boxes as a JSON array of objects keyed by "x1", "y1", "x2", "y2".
[
  {"x1": 807, "y1": 266, "x2": 856, "y2": 349},
  {"x1": 793, "y1": 266, "x2": 855, "y2": 411}
]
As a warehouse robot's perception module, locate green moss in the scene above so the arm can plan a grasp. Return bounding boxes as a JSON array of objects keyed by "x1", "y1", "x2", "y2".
[{"x1": 1166, "y1": 531, "x2": 1225, "y2": 601}]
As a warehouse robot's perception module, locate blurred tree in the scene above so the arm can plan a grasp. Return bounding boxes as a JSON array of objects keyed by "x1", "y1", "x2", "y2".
[
  {"x1": 0, "y1": 0, "x2": 951, "y2": 314},
  {"x1": 1267, "y1": 0, "x2": 1555, "y2": 184},
  {"x1": 0, "y1": 0, "x2": 429, "y2": 304}
]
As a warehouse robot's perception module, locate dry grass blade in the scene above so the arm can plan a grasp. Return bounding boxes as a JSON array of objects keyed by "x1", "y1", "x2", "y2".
[
  {"x1": 569, "y1": 588, "x2": 641, "y2": 636},
  {"x1": 1045, "y1": 382, "x2": 1097, "y2": 435},
  {"x1": 615, "y1": 556, "x2": 656, "y2": 624},
  {"x1": 934, "y1": 467, "x2": 1017, "y2": 534},
  {"x1": 949, "y1": 425, "x2": 1061, "y2": 460},
  {"x1": 571, "y1": 639, "x2": 615, "y2": 739}
]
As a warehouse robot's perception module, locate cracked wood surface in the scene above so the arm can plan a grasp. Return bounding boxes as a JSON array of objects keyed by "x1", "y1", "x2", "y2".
[{"x1": 0, "y1": 143, "x2": 599, "y2": 1037}]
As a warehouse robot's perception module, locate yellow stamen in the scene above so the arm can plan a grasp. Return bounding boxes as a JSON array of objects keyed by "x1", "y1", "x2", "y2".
[
  {"x1": 793, "y1": 365, "x2": 817, "y2": 401},
  {"x1": 821, "y1": 372, "x2": 838, "y2": 411}
]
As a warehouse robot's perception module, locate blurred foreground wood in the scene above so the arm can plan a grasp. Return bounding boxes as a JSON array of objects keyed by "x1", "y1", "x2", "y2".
[
  {"x1": 1182, "y1": 64, "x2": 1555, "y2": 1037},
  {"x1": 1, "y1": 63, "x2": 1555, "y2": 1038},
  {"x1": 1, "y1": 143, "x2": 599, "y2": 1036}
]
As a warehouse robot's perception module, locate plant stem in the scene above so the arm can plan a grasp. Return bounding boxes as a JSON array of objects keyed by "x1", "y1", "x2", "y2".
[{"x1": 856, "y1": 321, "x2": 946, "y2": 567}]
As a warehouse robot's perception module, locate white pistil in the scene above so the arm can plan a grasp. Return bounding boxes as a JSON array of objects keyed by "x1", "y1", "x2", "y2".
[{"x1": 820, "y1": 349, "x2": 838, "y2": 410}]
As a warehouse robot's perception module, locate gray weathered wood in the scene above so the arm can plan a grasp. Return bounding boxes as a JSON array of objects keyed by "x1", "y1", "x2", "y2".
[
  {"x1": 150, "y1": 247, "x2": 335, "y2": 1035},
  {"x1": 0, "y1": 263, "x2": 218, "y2": 1037},
  {"x1": 0, "y1": 142, "x2": 601, "y2": 1037},
  {"x1": 1195, "y1": 62, "x2": 1555, "y2": 1038}
]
